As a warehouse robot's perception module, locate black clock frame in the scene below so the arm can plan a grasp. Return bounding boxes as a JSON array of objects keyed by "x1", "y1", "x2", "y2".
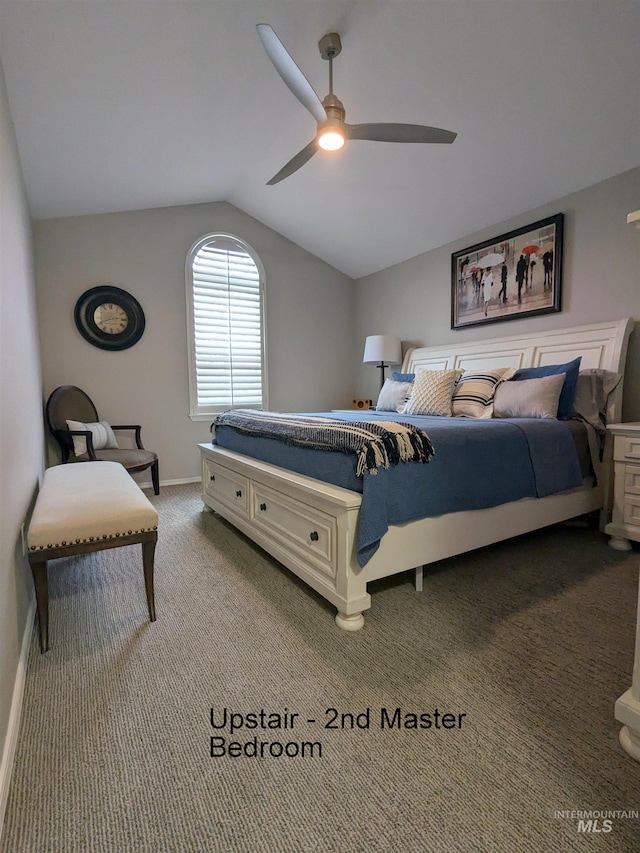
[{"x1": 74, "y1": 285, "x2": 146, "y2": 351}]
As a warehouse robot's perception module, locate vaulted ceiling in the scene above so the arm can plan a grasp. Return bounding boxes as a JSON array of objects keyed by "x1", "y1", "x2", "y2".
[{"x1": 1, "y1": 1, "x2": 638, "y2": 278}]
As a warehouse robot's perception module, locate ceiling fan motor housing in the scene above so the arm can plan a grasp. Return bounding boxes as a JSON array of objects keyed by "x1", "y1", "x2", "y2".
[{"x1": 322, "y1": 93, "x2": 345, "y2": 123}]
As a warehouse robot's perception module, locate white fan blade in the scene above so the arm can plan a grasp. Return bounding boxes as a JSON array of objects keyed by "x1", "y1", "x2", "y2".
[
  {"x1": 257, "y1": 24, "x2": 327, "y2": 125},
  {"x1": 347, "y1": 123, "x2": 457, "y2": 144},
  {"x1": 267, "y1": 140, "x2": 318, "y2": 185}
]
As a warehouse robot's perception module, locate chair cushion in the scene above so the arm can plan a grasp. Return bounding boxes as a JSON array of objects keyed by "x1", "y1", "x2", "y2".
[
  {"x1": 28, "y1": 461, "x2": 158, "y2": 552},
  {"x1": 73, "y1": 448, "x2": 157, "y2": 468}
]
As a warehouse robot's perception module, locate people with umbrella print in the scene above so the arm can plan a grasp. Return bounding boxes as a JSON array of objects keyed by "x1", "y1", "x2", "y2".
[
  {"x1": 471, "y1": 267, "x2": 480, "y2": 299},
  {"x1": 543, "y1": 248, "x2": 554, "y2": 291},
  {"x1": 499, "y1": 262, "x2": 508, "y2": 304},
  {"x1": 516, "y1": 254, "x2": 527, "y2": 304},
  {"x1": 481, "y1": 266, "x2": 494, "y2": 316},
  {"x1": 521, "y1": 244, "x2": 539, "y2": 291},
  {"x1": 477, "y1": 252, "x2": 503, "y2": 316},
  {"x1": 459, "y1": 256, "x2": 470, "y2": 292}
]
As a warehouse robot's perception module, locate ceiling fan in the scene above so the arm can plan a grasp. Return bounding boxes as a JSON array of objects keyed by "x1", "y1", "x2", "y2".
[{"x1": 256, "y1": 23, "x2": 457, "y2": 185}]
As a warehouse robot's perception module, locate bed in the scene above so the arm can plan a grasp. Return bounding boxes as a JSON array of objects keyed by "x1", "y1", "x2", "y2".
[{"x1": 199, "y1": 318, "x2": 633, "y2": 630}]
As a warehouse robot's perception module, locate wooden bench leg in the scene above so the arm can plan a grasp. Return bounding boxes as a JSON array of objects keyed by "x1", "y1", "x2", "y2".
[
  {"x1": 29, "y1": 560, "x2": 50, "y2": 653},
  {"x1": 142, "y1": 537, "x2": 157, "y2": 622}
]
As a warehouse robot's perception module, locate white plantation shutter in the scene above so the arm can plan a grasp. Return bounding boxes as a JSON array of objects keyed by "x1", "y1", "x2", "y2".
[{"x1": 187, "y1": 234, "x2": 267, "y2": 417}]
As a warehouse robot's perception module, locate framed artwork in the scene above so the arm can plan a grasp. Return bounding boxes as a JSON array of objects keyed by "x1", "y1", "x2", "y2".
[{"x1": 451, "y1": 213, "x2": 563, "y2": 330}]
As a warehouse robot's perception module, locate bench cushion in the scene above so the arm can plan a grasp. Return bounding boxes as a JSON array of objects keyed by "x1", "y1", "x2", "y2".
[{"x1": 28, "y1": 461, "x2": 158, "y2": 552}]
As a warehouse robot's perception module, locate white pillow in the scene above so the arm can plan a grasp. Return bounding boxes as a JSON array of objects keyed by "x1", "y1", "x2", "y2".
[
  {"x1": 572, "y1": 368, "x2": 622, "y2": 432},
  {"x1": 493, "y1": 373, "x2": 565, "y2": 419},
  {"x1": 376, "y1": 378, "x2": 414, "y2": 412},
  {"x1": 66, "y1": 420, "x2": 119, "y2": 456},
  {"x1": 452, "y1": 367, "x2": 516, "y2": 418},
  {"x1": 402, "y1": 369, "x2": 463, "y2": 417}
]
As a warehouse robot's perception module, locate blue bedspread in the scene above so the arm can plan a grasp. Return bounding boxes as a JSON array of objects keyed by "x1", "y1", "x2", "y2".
[{"x1": 212, "y1": 412, "x2": 584, "y2": 567}]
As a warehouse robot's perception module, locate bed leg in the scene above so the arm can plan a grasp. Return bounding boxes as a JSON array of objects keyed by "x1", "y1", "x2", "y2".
[
  {"x1": 335, "y1": 611, "x2": 365, "y2": 631},
  {"x1": 414, "y1": 565, "x2": 424, "y2": 593},
  {"x1": 609, "y1": 536, "x2": 632, "y2": 552}
]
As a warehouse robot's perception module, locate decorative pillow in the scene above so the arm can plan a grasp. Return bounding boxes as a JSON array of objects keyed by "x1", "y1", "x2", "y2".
[
  {"x1": 493, "y1": 373, "x2": 565, "y2": 419},
  {"x1": 402, "y1": 369, "x2": 463, "y2": 417},
  {"x1": 66, "y1": 419, "x2": 119, "y2": 456},
  {"x1": 451, "y1": 367, "x2": 516, "y2": 418},
  {"x1": 572, "y1": 368, "x2": 622, "y2": 432},
  {"x1": 376, "y1": 378, "x2": 414, "y2": 413},
  {"x1": 511, "y1": 357, "x2": 581, "y2": 419},
  {"x1": 392, "y1": 372, "x2": 415, "y2": 383}
]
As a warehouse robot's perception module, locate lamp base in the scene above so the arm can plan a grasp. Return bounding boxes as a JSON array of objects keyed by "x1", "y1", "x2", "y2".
[{"x1": 378, "y1": 363, "x2": 388, "y2": 390}]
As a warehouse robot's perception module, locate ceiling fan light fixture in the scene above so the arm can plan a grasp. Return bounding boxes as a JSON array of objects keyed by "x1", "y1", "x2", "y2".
[
  {"x1": 317, "y1": 121, "x2": 345, "y2": 151},
  {"x1": 318, "y1": 129, "x2": 345, "y2": 151}
]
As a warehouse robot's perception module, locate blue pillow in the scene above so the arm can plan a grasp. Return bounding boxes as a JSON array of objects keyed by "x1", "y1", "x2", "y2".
[
  {"x1": 511, "y1": 357, "x2": 581, "y2": 419},
  {"x1": 392, "y1": 372, "x2": 415, "y2": 383}
]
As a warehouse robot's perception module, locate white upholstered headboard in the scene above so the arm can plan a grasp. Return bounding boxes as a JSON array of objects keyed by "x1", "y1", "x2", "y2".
[{"x1": 402, "y1": 318, "x2": 634, "y2": 423}]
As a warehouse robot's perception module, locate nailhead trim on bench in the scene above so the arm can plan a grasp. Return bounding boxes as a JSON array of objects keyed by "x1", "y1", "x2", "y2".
[{"x1": 29, "y1": 525, "x2": 158, "y2": 551}]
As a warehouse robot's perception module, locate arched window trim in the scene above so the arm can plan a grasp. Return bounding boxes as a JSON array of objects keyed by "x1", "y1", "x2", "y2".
[{"x1": 186, "y1": 232, "x2": 268, "y2": 420}]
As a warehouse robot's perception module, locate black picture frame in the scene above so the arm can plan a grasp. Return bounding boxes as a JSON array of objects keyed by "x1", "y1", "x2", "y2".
[
  {"x1": 451, "y1": 213, "x2": 563, "y2": 330},
  {"x1": 74, "y1": 285, "x2": 146, "y2": 351}
]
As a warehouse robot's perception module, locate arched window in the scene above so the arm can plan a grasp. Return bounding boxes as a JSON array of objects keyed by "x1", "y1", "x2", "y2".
[{"x1": 186, "y1": 234, "x2": 267, "y2": 418}]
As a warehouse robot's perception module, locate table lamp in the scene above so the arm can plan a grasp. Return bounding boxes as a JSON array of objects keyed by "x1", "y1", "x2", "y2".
[{"x1": 363, "y1": 335, "x2": 402, "y2": 390}]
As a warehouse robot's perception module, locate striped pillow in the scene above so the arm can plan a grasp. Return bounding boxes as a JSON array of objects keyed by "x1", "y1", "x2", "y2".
[
  {"x1": 451, "y1": 367, "x2": 516, "y2": 418},
  {"x1": 66, "y1": 419, "x2": 120, "y2": 456}
]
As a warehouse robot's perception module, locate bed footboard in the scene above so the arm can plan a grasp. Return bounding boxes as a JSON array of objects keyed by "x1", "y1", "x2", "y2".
[{"x1": 200, "y1": 443, "x2": 371, "y2": 629}]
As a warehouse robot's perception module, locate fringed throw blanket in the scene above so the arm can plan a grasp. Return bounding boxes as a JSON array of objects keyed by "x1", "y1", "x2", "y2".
[{"x1": 211, "y1": 410, "x2": 435, "y2": 477}]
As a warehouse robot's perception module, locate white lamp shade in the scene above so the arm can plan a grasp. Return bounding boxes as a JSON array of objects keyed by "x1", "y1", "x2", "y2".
[{"x1": 363, "y1": 335, "x2": 402, "y2": 365}]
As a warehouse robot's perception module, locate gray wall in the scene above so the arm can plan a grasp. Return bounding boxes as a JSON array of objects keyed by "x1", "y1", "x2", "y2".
[
  {"x1": 355, "y1": 167, "x2": 640, "y2": 419},
  {"x1": 34, "y1": 203, "x2": 356, "y2": 483},
  {"x1": 0, "y1": 58, "x2": 43, "y2": 811}
]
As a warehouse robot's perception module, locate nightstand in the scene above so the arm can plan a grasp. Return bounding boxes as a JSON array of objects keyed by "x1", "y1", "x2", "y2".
[
  {"x1": 604, "y1": 422, "x2": 640, "y2": 551},
  {"x1": 606, "y1": 422, "x2": 640, "y2": 762}
]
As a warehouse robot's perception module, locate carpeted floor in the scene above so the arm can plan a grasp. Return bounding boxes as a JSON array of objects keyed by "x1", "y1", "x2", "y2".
[{"x1": 1, "y1": 483, "x2": 639, "y2": 852}]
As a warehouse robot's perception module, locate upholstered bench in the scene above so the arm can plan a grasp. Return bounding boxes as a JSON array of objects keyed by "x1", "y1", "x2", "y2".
[{"x1": 27, "y1": 461, "x2": 158, "y2": 652}]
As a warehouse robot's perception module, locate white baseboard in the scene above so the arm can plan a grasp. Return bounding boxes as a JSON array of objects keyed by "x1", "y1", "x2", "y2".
[
  {"x1": 0, "y1": 600, "x2": 35, "y2": 838},
  {"x1": 137, "y1": 476, "x2": 201, "y2": 491}
]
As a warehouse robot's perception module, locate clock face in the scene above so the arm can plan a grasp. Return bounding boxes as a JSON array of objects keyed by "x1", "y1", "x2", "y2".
[
  {"x1": 93, "y1": 303, "x2": 129, "y2": 335},
  {"x1": 74, "y1": 286, "x2": 145, "y2": 351}
]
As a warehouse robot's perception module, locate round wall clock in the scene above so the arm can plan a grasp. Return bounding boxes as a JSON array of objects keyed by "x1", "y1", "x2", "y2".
[{"x1": 74, "y1": 285, "x2": 146, "y2": 351}]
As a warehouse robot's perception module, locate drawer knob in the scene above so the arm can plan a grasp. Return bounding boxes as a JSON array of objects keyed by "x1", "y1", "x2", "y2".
[
  {"x1": 259, "y1": 503, "x2": 267, "y2": 512},
  {"x1": 210, "y1": 474, "x2": 216, "y2": 482},
  {"x1": 309, "y1": 531, "x2": 319, "y2": 542},
  {"x1": 236, "y1": 489, "x2": 242, "y2": 498}
]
